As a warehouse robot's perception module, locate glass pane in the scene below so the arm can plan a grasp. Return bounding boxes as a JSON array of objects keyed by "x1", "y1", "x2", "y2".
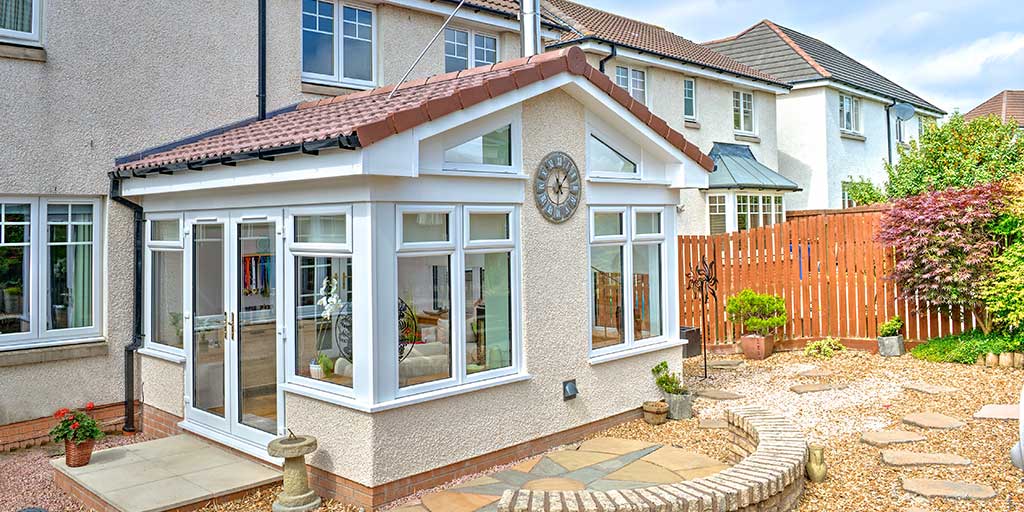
[
  {"x1": 193, "y1": 224, "x2": 226, "y2": 417},
  {"x1": 151, "y1": 219, "x2": 180, "y2": 242},
  {"x1": 0, "y1": 0, "x2": 33, "y2": 33},
  {"x1": 589, "y1": 135, "x2": 636, "y2": 174},
  {"x1": 762, "y1": 196, "x2": 773, "y2": 226},
  {"x1": 343, "y1": 38, "x2": 372, "y2": 81},
  {"x1": 710, "y1": 213, "x2": 727, "y2": 235},
  {"x1": 590, "y1": 245, "x2": 624, "y2": 349},
  {"x1": 302, "y1": 0, "x2": 316, "y2": 14},
  {"x1": 238, "y1": 223, "x2": 277, "y2": 433},
  {"x1": 4, "y1": 225, "x2": 26, "y2": 244},
  {"x1": 444, "y1": 125, "x2": 511, "y2": 166},
  {"x1": 71, "y1": 224, "x2": 93, "y2": 243},
  {"x1": 295, "y1": 256, "x2": 353, "y2": 388},
  {"x1": 71, "y1": 204, "x2": 92, "y2": 222},
  {"x1": 0, "y1": 246, "x2": 29, "y2": 334},
  {"x1": 633, "y1": 243, "x2": 662, "y2": 340},
  {"x1": 303, "y1": 31, "x2": 334, "y2": 75},
  {"x1": 48, "y1": 243, "x2": 93, "y2": 329},
  {"x1": 398, "y1": 255, "x2": 452, "y2": 387},
  {"x1": 635, "y1": 211, "x2": 661, "y2": 235},
  {"x1": 616, "y1": 67, "x2": 628, "y2": 88},
  {"x1": 48, "y1": 224, "x2": 67, "y2": 243},
  {"x1": 295, "y1": 214, "x2": 346, "y2": 244},
  {"x1": 319, "y1": 0, "x2": 333, "y2": 17},
  {"x1": 593, "y1": 211, "x2": 622, "y2": 237},
  {"x1": 445, "y1": 55, "x2": 468, "y2": 73},
  {"x1": 47, "y1": 204, "x2": 68, "y2": 223},
  {"x1": 402, "y1": 212, "x2": 449, "y2": 243},
  {"x1": 465, "y1": 252, "x2": 512, "y2": 374},
  {"x1": 4, "y1": 204, "x2": 30, "y2": 223},
  {"x1": 469, "y1": 213, "x2": 509, "y2": 241},
  {"x1": 151, "y1": 251, "x2": 184, "y2": 349}
]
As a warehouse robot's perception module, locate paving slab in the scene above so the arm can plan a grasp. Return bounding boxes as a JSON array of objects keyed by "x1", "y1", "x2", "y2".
[
  {"x1": 973, "y1": 404, "x2": 1019, "y2": 420},
  {"x1": 709, "y1": 360, "x2": 744, "y2": 369},
  {"x1": 529, "y1": 457, "x2": 569, "y2": 477},
  {"x1": 605, "y1": 460, "x2": 682, "y2": 484},
  {"x1": 521, "y1": 477, "x2": 586, "y2": 491},
  {"x1": 902, "y1": 382, "x2": 958, "y2": 394},
  {"x1": 902, "y1": 479, "x2": 995, "y2": 500},
  {"x1": 696, "y1": 389, "x2": 743, "y2": 400},
  {"x1": 588, "y1": 479, "x2": 659, "y2": 491},
  {"x1": 546, "y1": 450, "x2": 618, "y2": 471},
  {"x1": 698, "y1": 418, "x2": 728, "y2": 429},
  {"x1": 881, "y1": 450, "x2": 971, "y2": 467},
  {"x1": 798, "y1": 368, "x2": 835, "y2": 378},
  {"x1": 860, "y1": 430, "x2": 927, "y2": 447},
  {"x1": 902, "y1": 412, "x2": 966, "y2": 430},
  {"x1": 790, "y1": 383, "x2": 848, "y2": 394},
  {"x1": 421, "y1": 491, "x2": 499, "y2": 512},
  {"x1": 510, "y1": 457, "x2": 542, "y2": 473},
  {"x1": 641, "y1": 446, "x2": 723, "y2": 474},
  {"x1": 578, "y1": 438, "x2": 658, "y2": 455}
]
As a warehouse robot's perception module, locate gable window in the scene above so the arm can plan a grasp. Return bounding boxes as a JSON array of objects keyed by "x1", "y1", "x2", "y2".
[
  {"x1": 615, "y1": 66, "x2": 646, "y2": 104},
  {"x1": 588, "y1": 135, "x2": 637, "y2": 176},
  {"x1": 444, "y1": 28, "x2": 498, "y2": 72},
  {"x1": 839, "y1": 94, "x2": 861, "y2": 133},
  {"x1": 146, "y1": 216, "x2": 184, "y2": 353},
  {"x1": 708, "y1": 195, "x2": 726, "y2": 235},
  {"x1": 0, "y1": 0, "x2": 40, "y2": 43},
  {"x1": 302, "y1": 1, "x2": 375, "y2": 87},
  {"x1": 733, "y1": 91, "x2": 754, "y2": 133},
  {"x1": 683, "y1": 79, "x2": 697, "y2": 120},
  {"x1": 443, "y1": 124, "x2": 512, "y2": 168}
]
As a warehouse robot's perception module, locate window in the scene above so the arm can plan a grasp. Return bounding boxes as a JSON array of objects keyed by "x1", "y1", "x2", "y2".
[
  {"x1": 0, "y1": 0, "x2": 41, "y2": 43},
  {"x1": 444, "y1": 125, "x2": 512, "y2": 168},
  {"x1": 839, "y1": 94, "x2": 861, "y2": 133},
  {"x1": 895, "y1": 118, "x2": 906, "y2": 143},
  {"x1": 0, "y1": 203, "x2": 30, "y2": 337},
  {"x1": 589, "y1": 207, "x2": 667, "y2": 354},
  {"x1": 708, "y1": 195, "x2": 726, "y2": 235},
  {"x1": 46, "y1": 204, "x2": 95, "y2": 331},
  {"x1": 733, "y1": 91, "x2": 754, "y2": 133},
  {"x1": 735, "y1": 194, "x2": 784, "y2": 231},
  {"x1": 444, "y1": 28, "x2": 497, "y2": 72},
  {"x1": 302, "y1": 1, "x2": 375, "y2": 87},
  {"x1": 842, "y1": 183, "x2": 857, "y2": 209},
  {"x1": 588, "y1": 135, "x2": 637, "y2": 176},
  {"x1": 615, "y1": 66, "x2": 646, "y2": 104},
  {"x1": 146, "y1": 216, "x2": 183, "y2": 352},
  {"x1": 683, "y1": 79, "x2": 696, "y2": 120}
]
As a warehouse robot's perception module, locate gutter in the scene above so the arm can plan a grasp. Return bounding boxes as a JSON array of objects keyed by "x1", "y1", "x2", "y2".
[{"x1": 109, "y1": 177, "x2": 144, "y2": 433}]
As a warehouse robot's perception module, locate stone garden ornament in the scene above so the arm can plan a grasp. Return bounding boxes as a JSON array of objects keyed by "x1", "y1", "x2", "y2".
[{"x1": 268, "y1": 431, "x2": 321, "y2": 512}]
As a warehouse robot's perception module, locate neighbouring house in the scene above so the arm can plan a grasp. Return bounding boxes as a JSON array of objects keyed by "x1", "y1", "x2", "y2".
[
  {"x1": 705, "y1": 20, "x2": 947, "y2": 210},
  {"x1": 965, "y1": 89, "x2": 1024, "y2": 128}
]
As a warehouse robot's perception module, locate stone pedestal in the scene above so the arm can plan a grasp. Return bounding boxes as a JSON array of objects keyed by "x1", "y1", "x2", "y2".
[{"x1": 267, "y1": 434, "x2": 322, "y2": 512}]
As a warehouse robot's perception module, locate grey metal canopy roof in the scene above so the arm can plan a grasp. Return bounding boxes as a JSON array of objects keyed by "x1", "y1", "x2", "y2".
[{"x1": 707, "y1": 143, "x2": 800, "y2": 191}]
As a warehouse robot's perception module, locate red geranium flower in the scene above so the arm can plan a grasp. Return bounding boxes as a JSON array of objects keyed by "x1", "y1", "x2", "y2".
[
  {"x1": 54, "y1": 408, "x2": 69, "y2": 419},
  {"x1": 85, "y1": 402, "x2": 95, "y2": 411},
  {"x1": 71, "y1": 422, "x2": 79, "y2": 430}
]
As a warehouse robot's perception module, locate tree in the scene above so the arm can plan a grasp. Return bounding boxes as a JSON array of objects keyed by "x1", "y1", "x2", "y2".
[
  {"x1": 979, "y1": 175, "x2": 1024, "y2": 331},
  {"x1": 841, "y1": 176, "x2": 887, "y2": 206},
  {"x1": 885, "y1": 113, "x2": 1024, "y2": 199}
]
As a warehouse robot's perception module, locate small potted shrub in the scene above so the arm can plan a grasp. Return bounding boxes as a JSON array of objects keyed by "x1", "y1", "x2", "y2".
[
  {"x1": 877, "y1": 316, "x2": 905, "y2": 357},
  {"x1": 50, "y1": 403, "x2": 104, "y2": 467},
  {"x1": 642, "y1": 400, "x2": 669, "y2": 425},
  {"x1": 310, "y1": 353, "x2": 333, "y2": 380},
  {"x1": 651, "y1": 361, "x2": 692, "y2": 419},
  {"x1": 725, "y1": 289, "x2": 787, "y2": 360}
]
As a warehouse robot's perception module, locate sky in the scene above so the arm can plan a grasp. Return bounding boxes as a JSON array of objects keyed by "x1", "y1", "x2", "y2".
[{"x1": 582, "y1": 0, "x2": 1024, "y2": 115}]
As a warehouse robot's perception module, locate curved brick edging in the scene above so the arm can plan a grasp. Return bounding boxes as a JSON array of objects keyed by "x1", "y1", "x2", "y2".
[{"x1": 497, "y1": 406, "x2": 808, "y2": 512}]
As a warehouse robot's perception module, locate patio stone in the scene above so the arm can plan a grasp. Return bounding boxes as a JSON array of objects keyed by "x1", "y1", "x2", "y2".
[
  {"x1": 698, "y1": 418, "x2": 728, "y2": 429},
  {"x1": 790, "y1": 383, "x2": 847, "y2": 394},
  {"x1": 902, "y1": 412, "x2": 965, "y2": 429},
  {"x1": 521, "y1": 477, "x2": 585, "y2": 491},
  {"x1": 881, "y1": 450, "x2": 971, "y2": 467},
  {"x1": 973, "y1": 404, "x2": 1019, "y2": 420},
  {"x1": 640, "y1": 446, "x2": 723, "y2": 474},
  {"x1": 529, "y1": 458, "x2": 569, "y2": 477},
  {"x1": 511, "y1": 457, "x2": 542, "y2": 473},
  {"x1": 578, "y1": 438, "x2": 658, "y2": 455},
  {"x1": 902, "y1": 479, "x2": 995, "y2": 500},
  {"x1": 605, "y1": 460, "x2": 681, "y2": 484},
  {"x1": 546, "y1": 450, "x2": 618, "y2": 471},
  {"x1": 588, "y1": 479, "x2": 658, "y2": 491},
  {"x1": 392, "y1": 503, "x2": 430, "y2": 512},
  {"x1": 491, "y1": 471, "x2": 539, "y2": 487},
  {"x1": 860, "y1": 430, "x2": 927, "y2": 447},
  {"x1": 421, "y1": 491, "x2": 499, "y2": 512},
  {"x1": 709, "y1": 360, "x2": 743, "y2": 369},
  {"x1": 798, "y1": 368, "x2": 834, "y2": 378},
  {"x1": 696, "y1": 389, "x2": 743, "y2": 400},
  {"x1": 675, "y1": 464, "x2": 730, "y2": 480},
  {"x1": 902, "y1": 382, "x2": 958, "y2": 394},
  {"x1": 454, "y1": 476, "x2": 501, "y2": 489},
  {"x1": 103, "y1": 476, "x2": 209, "y2": 512}
]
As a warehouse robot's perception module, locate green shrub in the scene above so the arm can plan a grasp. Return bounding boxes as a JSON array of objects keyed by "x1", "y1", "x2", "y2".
[
  {"x1": 841, "y1": 176, "x2": 887, "y2": 206},
  {"x1": 878, "y1": 316, "x2": 904, "y2": 338},
  {"x1": 725, "y1": 289, "x2": 787, "y2": 336},
  {"x1": 804, "y1": 337, "x2": 846, "y2": 359},
  {"x1": 910, "y1": 330, "x2": 1024, "y2": 364},
  {"x1": 651, "y1": 361, "x2": 688, "y2": 395}
]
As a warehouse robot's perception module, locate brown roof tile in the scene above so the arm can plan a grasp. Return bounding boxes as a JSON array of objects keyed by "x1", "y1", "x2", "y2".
[
  {"x1": 116, "y1": 47, "x2": 713, "y2": 174},
  {"x1": 965, "y1": 90, "x2": 1024, "y2": 127}
]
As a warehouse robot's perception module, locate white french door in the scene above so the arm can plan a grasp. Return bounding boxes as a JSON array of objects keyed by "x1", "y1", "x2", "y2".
[{"x1": 183, "y1": 209, "x2": 284, "y2": 448}]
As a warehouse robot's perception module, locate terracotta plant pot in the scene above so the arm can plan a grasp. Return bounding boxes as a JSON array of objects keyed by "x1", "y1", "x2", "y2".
[
  {"x1": 642, "y1": 400, "x2": 669, "y2": 425},
  {"x1": 65, "y1": 439, "x2": 95, "y2": 468},
  {"x1": 740, "y1": 333, "x2": 774, "y2": 360}
]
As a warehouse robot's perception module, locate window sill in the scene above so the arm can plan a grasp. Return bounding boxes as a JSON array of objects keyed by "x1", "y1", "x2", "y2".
[
  {"x1": 684, "y1": 119, "x2": 701, "y2": 129},
  {"x1": 282, "y1": 372, "x2": 532, "y2": 413},
  {"x1": 840, "y1": 131, "x2": 866, "y2": 142},
  {"x1": 301, "y1": 80, "x2": 372, "y2": 96},
  {"x1": 138, "y1": 347, "x2": 186, "y2": 364},
  {"x1": 0, "y1": 41, "x2": 46, "y2": 62},
  {"x1": 734, "y1": 133, "x2": 761, "y2": 144},
  {"x1": 588, "y1": 338, "x2": 686, "y2": 365},
  {"x1": 0, "y1": 339, "x2": 107, "y2": 368},
  {"x1": 587, "y1": 176, "x2": 671, "y2": 186},
  {"x1": 423, "y1": 169, "x2": 528, "y2": 179}
]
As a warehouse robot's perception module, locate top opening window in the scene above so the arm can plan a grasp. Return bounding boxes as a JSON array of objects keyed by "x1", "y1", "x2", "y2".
[
  {"x1": 0, "y1": 0, "x2": 40, "y2": 43},
  {"x1": 444, "y1": 28, "x2": 497, "y2": 73},
  {"x1": 839, "y1": 94, "x2": 861, "y2": 133},
  {"x1": 402, "y1": 211, "x2": 450, "y2": 244},
  {"x1": 443, "y1": 125, "x2": 512, "y2": 168},
  {"x1": 295, "y1": 214, "x2": 346, "y2": 244},
  {"x1": 588, "y1": 135, "x2": 637, "y2": 176},
  {"x1": 733, "y1": 91, "x2": 754, "y2": 134},
  {"x1": 150, "y1": 219, "x2": 180, "y2": 243},
  {"x1": 302, "y1": 1, "x2": 375, "y2": 87}
]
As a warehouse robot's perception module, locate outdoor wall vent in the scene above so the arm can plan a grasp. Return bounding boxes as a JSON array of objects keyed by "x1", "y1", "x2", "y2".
[{"x1": 563, "y1": 379, "x2": 578, "y2": 401}]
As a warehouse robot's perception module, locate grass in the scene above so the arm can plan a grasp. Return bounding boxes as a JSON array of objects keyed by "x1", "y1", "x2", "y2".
[{"x1": 910, "y1": 329, "x2": 1024, "y2": 363}]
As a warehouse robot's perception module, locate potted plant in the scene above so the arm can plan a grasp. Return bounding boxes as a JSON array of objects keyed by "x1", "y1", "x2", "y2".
[
  {"x1": 877, "y1": 316, "x2": 905, "y2": 357},
  {"x1": 642, "y1": 400, "x2": 669, "y2": 425},
  {"x1": 311, "y1": 353, "x2": 333, "y2": 380},
  {"x1": 725, "y1": 289, "x2": 787, "y2": 360},
  {"x1": 50, "y1": 402, "x2": 104, "y2": 467},
  {"x1": 651, "y1": 361, "x2": 692, "y2": 419}
]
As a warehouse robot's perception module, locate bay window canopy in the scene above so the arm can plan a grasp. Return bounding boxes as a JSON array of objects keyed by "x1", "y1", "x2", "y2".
[{"x1": 706, "y1": 143, "x2": 799, "y2": 192}]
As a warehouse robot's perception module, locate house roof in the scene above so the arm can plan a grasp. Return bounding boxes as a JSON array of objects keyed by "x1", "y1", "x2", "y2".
[
  {"x1": 435, "y1": 0, "x2": 571, "y2": 30},
  {"x1": 705, "y1": 20, "x2": 945, "y2": 115},
  {"x1": 964, "y1": 90, "x2": 1024, "y2": 126},
  {"x1": 540, "y1": 0, "x2": 790, "y2": 88},
  {"x1": 707, "y1": 142, "x2": 800, "y2": 191},
  {"x1": 113, "y1": 47, "x2": 714, "y2": 176}
]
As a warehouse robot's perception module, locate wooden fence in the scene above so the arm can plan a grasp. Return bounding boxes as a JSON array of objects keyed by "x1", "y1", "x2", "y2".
[{"x1": 678, "y1": 206, "x2": 978, "y2": 344}]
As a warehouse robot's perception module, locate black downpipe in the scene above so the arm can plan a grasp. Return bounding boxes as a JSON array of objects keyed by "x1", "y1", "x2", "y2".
[
  {"x1": 885, "y1": 100, "x2": 895, "y2": 165},
  {"x1": 598, "y1": 43, "x2": 617, "y2": 73},
  {"x1": 110, "y1": 177, "x2": 144, "y2": 433},
  {"x1": 258, "y1": 0, "x2": 267, "y2": 120}
]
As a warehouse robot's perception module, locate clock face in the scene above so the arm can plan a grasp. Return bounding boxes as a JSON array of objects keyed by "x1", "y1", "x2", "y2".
[{"x1": 534, "y1": 151, "x2": 582, "y2": 223}]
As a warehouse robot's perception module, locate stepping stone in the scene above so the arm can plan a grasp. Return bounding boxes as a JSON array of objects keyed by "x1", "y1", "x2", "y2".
[
  {"x1": 902, "y1": 412, "x2": 965, "y2": 430},
  {"x1": 881, "y1": 450, "x2": 971, "y2": 467},
  {"x1": 696, "y1": 389, "x2": 742, "y2": 400},
  {"x1": 903, "y1": 382, "x2": 958, "y2": 394},
  {"x1": 798, "y1": 368, "x2": 834, "y2": 378},
  {"x1": 521, "y1": 477, "x2": 585, "y2": 491},
  {"x1": 973, "y1": 404, "x2": 1019, "y2": 420},
  {"x1": 790, "y1": 383, "x2": 847, "y2": 394},
  {"x1": 860, "y1": 430, "x2": 926, "y2": 447},
  {"x1": 709, "y1": 360, "x2": 743, "y2": 369},
  {"x1": 698, "y1": 418, "x2": 728, "y2": 429},
  {"x1": 902, "y1": 479, "x2": 995, "y2": 500}
]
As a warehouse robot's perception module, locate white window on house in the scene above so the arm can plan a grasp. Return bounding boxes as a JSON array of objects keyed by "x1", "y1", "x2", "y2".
[
  {"x1": 842, "y1": 183, "x2": 856, "y2": 209},
  {"x1": 0, "y1": 0, "x2": 41, "y2": 43},
  {"x1": 444, "y1": 28, "x2": 498, "y2": 72},
  {"x1": 444, "y1": 124, "x2": 512, "y2": 168},
  {"x1": 839, "y1": 94, "x2": 861, "y2": 133},
  {"x1": 733, "y1": 91, "x2": 754, "y2": 133},
  {"x1": 895, "y1": 118, "x2": 906, "y2": 143},
  {"x1": 614, "y1": 66, "x2": 646, "y2": 104},
  {"x1": 0, "y1": 202, "x2": 31, "y2": 338},
  {"x1": 146, "y1": 216, "x2": 184, "y2": 353},
  {"x1": 683, "y1": 79, "x2": 696, "y2": 120},
  {"x1": 735, "y1": 194, "x2": 784, "y2": 232},
  {"x1": 588, "y1": 135, "x2": 637, "y2": 176},
  {"x1": 708, "y1": 195, "x2": 726, "y2": 235},
  {"x1": 589, "y1": 207, "x2": 667, "y2": 354},
  {"x1": 302, "y1": 1, "x2": 375, "y2": 87}
]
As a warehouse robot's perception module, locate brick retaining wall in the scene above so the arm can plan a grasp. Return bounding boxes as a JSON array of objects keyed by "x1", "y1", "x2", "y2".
[
  {"x1": 0, "y1": 401, "x2": 141, "y2": 452},
  {"x1": 497, "y1": 406, "x2": 807, "y2": 512}
]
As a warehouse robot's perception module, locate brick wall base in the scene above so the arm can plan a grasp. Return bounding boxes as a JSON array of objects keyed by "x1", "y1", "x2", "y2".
[
  {"x1": 0, "y1": 401, "x2": 141, "y2": 452},
  {"x1": 140, "y1": 403, "x2": 185, "y2": 439}
]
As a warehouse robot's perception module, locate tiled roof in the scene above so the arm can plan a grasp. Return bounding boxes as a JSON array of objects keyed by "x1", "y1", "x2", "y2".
[
  {"x1": 542, "y1": 0, "x2": 790, "y2": 88},
  {"x1": 706, "y1": 20, "x2": 945, "y2": 114},
  {"x1": 964, "y1": 90, "x2": 1024, "y2": 127},
  {"x1": 114, "y1": 47, "x2": 714, "y2": 175}
]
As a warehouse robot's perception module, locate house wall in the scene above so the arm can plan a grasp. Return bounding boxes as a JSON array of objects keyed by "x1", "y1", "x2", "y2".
[
  {"x1": 776, "y1": 87, "x2": 828, "y2": 211},
  {"x1": 139, "y1": 356, "x2": 185, "y2": 418}
]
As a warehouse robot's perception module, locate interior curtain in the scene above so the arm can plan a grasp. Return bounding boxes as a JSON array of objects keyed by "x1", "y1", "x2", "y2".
[
  {"x1": 0, "y1": 0, "x2": 33, "y2": 33},
  {"x1": 71, "y1": 245, "x2": 92, "y2": 327}
]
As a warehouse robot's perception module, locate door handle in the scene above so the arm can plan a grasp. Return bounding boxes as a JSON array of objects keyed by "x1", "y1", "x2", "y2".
[{"x1": 224, "y1": 312, "x2": 235, "y2": 340}]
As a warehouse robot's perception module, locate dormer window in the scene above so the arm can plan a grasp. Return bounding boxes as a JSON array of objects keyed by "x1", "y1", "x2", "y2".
[{"x1": 443, "y1": 124, "x2": 512, "y2": 168}]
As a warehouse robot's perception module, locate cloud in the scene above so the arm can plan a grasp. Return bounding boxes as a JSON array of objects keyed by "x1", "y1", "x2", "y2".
[{"x1": 914, "y1": 32, "x2": 1024, "y2": 84}]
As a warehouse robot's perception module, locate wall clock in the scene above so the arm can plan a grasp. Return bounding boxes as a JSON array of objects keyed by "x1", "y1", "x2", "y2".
[{"x1": 534, "y1": 151, "x2": 582, "y2": 223}]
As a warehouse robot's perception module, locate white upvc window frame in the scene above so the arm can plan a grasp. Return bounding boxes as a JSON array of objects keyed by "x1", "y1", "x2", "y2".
[
  {"x1": 839, "y1": 94, "x2": 861, "y2": 133},
  {"x1": 40, "y1": 198, "x2": 103, "y2": 342},
  {"x1": 614, "y1": 65, "x2": 647, "y2": 105},
  {"x1": 734, "y1": 192, "x2": 784, "y2": 232},
  {"x1": 586, "y1": 120, "x2": 642, "y2": 180},
  {"x1": 143, "y1": 212, "x2": 185, "y2": 358},
  {"x1": 0, "y1": 198, "x2": 38, "y2": 349},
  {"x1": 443, "y1": 27, "x2": 499, "y2": 72},
  {"x1": 301, "y1": 0, "x2": 378, "y2": 89},
  {"x1": 895, "y1": 118, "x2": 906, "y2": 143},
  {"x1": 732, "y1": 90, "x2": 755, "y2": 135},
  {"x1": 707, "y1": 194, "x2": 727, "y2": 235},
  {"x1": 683, "y1": 78, "x2": 697, "y2": 121},
  {"x1": 0, "y1": 0, "x2": 42, "y2": 45}
]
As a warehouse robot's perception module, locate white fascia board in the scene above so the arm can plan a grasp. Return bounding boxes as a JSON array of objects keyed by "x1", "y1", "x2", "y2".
[
  {"x1": 575, "y1": 41, "x2": 789, "y2": 95},
  {"x1": 795, "y1": 79, "x2": 945, "y2": 118},
  {"x1": 385, "y1": 0, "x2": 562, "y2": 39}
]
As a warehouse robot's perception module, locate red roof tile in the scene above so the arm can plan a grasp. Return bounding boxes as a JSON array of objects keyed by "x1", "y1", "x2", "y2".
[
  {"x1": 965, "y1": 90, "x2": 1024, "y2": 127},
  {"x1": 116, "y1": 47, "x2": 714, "y2": 174}
]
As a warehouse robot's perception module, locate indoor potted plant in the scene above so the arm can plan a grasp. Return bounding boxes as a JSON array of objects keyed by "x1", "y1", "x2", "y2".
[
  {"x1": 877, "y1": 316, "x2": 905, "y2": 357},
  {"x1": 311, "y1": 353, "x2": 333, "y2": 380},
  {"x1": 651, "y1": 361, "x2": 692, "y2": 419},
  {"x1": 50, "y1": 402, "x2": 104, "y2": 467},
  {"x1": 726, "y1": 289, "x2": 787, "y2": 360}
]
